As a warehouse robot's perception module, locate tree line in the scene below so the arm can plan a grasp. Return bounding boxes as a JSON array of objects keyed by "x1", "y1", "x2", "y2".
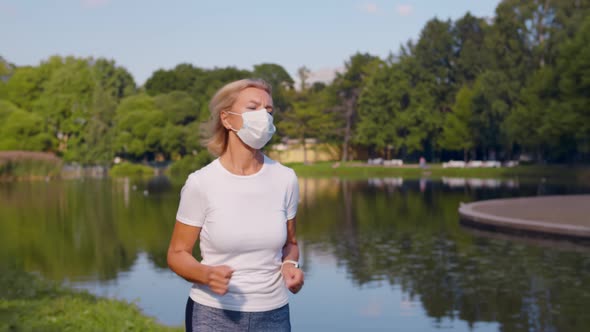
[{"x1": 0, "y1": 0, "x2": 588, "y2": 165}]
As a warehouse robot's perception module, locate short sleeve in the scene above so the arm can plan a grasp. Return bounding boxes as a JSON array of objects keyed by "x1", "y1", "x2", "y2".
[
  {"x1": 286, "y1": 171, "x2": 299, "y2": 220},
  {"x1": 175, "y1": 174, "x2": 207, "y2": 227}
]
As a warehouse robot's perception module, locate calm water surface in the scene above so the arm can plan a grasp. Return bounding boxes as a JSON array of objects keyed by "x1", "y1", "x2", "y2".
[{"x1": 1, "y1": 176, "x2": 589, "y2": 331}]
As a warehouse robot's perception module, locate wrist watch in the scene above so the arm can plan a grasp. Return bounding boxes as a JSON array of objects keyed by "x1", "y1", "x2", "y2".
[{"x1": 282, "y1": 259, "x2": 299, "y2": 268}]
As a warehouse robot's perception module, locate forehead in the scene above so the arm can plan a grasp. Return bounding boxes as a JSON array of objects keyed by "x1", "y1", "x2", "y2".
[{"x1": 236, "y1": 87, "x2": 272, "y2": 105}]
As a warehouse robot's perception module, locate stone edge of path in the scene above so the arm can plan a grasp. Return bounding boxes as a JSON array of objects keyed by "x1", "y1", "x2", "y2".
[{"x1": 458, "y1": 195, "x2": 590, "y2": 240}]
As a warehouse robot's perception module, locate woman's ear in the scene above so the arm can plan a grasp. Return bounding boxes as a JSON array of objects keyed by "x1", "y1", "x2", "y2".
[{"x1": 220, "y1": 111, "x2": 231, "y2": 130}]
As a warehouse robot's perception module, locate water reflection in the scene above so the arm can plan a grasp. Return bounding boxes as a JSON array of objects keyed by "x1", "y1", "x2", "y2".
[
  {"x1": 298, "y1": 178, "x2": 590, "y2": 331},
  {"x1": 1, "y1": 177, "x2": 589, "y2": 330},
  {"x1": 0, "y1": 179, "x2": 176, "y2": 281},
  {"x1": 441, "y1": 177, "x2": 519, "y2": 189}
]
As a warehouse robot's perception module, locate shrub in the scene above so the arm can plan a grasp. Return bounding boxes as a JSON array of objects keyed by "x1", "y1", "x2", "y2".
[
  {"x1": 109, "y1": 162, "x2": 154, "y2": 177},
  {"x1": 167, "y1": 150, "x2": 213, "y2": 178}
]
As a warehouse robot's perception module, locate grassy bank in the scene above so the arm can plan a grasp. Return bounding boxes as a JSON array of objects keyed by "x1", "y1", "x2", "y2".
[
  {"x1": 0, "y1": 151, "x2": 62, "y2": 181},
  {"x1": 109, "y1": 162, "x2": 155, "y2": 177},
  {"x1": 288, "y1": 162, "x2": 590, "y2": 182},
  {"x1": 0, "y1": 270, "x2": 181, "y2": 331}
]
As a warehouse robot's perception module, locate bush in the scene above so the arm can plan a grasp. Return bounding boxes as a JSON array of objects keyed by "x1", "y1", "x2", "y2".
[
  {"x1": 167, "y1": 150, "x2": 213, "y2": 179},
  {"x1": 109, "y1": 162, "x2": 154, "y2": 177},
  {"x1": 0, "y1": 151, "x2": 62, "y2": 180}
]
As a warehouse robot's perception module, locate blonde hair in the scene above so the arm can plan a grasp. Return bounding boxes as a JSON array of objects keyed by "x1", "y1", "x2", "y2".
[{"x1": 201, "y1": 78, "x2": 272, "y2": 156}]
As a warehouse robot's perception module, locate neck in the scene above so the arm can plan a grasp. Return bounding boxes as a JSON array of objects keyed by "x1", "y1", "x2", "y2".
[{"x1": 219, "y1": 134, "x2": 263, "y2": 175}]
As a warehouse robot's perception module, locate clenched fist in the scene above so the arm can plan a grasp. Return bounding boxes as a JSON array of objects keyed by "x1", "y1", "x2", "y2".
[
  {"x1": 206, "y1": 265, "x2": 234, "y2": 295},
  {"x1": 281, "y1": 263, "x2": 304, "y2": 294}
]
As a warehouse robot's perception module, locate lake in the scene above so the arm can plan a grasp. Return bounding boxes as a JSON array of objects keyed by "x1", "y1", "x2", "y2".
[{"x1": 1, "y1": 176, "x2": 589, "y2": 331}]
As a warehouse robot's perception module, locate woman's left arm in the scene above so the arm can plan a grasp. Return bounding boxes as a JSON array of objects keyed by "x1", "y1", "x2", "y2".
[{"x1": 282, "y1": 217, "x2": 304, "y2": 294}]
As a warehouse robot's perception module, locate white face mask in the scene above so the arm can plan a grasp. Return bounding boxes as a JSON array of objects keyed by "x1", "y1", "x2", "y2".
[{"x1": 226, "y1": 108, "x2": 276, "y2": 149}]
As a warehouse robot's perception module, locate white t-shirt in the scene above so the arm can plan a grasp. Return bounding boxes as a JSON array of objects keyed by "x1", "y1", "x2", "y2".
[{"x1": 175, "y1": 154, "x2": 299, "y2": 312}]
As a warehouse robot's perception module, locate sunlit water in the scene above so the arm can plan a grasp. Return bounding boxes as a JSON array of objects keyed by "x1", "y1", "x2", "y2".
[{"x1": 1, "y1": 176, "x2": 589, "y2": 331}]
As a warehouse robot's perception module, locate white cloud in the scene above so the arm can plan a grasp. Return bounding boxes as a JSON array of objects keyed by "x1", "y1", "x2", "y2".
[
  {"x1": 81, "y1": 0, "x2": 110, "y2": 9},
  {"x1": 396, "y1": 4, "x2": 413, "y2": 16},
  {"x1": 360, "y1": 2, "x2": 379, "y2": 14}
]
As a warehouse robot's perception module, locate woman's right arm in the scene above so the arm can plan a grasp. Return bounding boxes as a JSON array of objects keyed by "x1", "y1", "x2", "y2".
[{"x1": 167, "y1": 221, "x2": 233, "y2": 295}]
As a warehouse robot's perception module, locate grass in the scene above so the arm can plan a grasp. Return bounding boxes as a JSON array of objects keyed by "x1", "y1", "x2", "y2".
[
  {"x1": 0, "y1": 269, "x2": 181, "y2": 332},
  {"x1": 288, "y1": 161, "x2": 590, "y2": 182},
  {"x1": 109, "y1": 162, "x2": 155, "y2": 177}
]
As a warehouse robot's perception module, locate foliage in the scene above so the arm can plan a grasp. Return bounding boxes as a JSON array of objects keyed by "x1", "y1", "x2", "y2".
[
  {"x1": 167, "y1": 150, "x2": 213, "y2": 179},
  {"x1": 331, "y1": 52, "x2": 381, "y2": 161},
  {"x1": 109, "y1": 162, "x2": 154, "y2": 177},
  {"x1": 278, "y1": 86, "x2": 340, "y2": 164},
  {"x1": 0, "y1": 100, "x2": 54, "y2": 151},
  {"x1": 439, "y1": 86, "x2": 475, "y2": 159}
]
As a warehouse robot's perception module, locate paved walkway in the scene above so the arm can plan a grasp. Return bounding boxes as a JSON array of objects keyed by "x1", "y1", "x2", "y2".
[{"x1": 459, "y1": 195, "x2": 590, "y2": 239}]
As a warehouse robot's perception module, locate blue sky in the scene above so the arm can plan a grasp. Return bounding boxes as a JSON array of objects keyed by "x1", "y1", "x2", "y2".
[{"x1": 1, "y1": 0, "x2": 501, "y2": 85}]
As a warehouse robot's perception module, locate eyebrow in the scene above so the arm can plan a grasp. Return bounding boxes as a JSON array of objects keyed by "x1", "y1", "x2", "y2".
[{"x1": 248, "y1": 100, "x2": 274, "y2": 110}]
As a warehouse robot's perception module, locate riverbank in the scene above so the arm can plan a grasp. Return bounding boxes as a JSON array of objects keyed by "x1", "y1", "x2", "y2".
[
  {"x1": 288, "y1": 162, "x2": 590, "y2": 182},
  {"x1": 0, "y1": 151, "x2": 62, "y2": 181},
  {"x1": 0, "y1": 269, "x2": 181, "y2": 331},
  {"x1": 2, "y1": 149, "x2": 589, "y2": 183}
]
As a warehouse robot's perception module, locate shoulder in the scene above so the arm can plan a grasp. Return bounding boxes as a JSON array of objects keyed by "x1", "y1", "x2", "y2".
[
  {"x1": 264, "y1": 155, "x2": 297, "y2": 180},
  {"x1": 183, "y1": 158, "x2": 220, "y2": 188}
]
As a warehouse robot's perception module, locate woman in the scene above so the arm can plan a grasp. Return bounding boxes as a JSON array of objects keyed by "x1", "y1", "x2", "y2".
[{"x1": 167, "y1": 78, "x2": 304, "y2": 332}]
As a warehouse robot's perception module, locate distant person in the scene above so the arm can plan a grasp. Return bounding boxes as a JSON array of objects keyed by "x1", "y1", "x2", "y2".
[
  {"x1": 167, "y1": 79, "x2": 304, "y2": 331},
  {"x1": 419, "y1": 156, "x2": 426, "y2": 169}
]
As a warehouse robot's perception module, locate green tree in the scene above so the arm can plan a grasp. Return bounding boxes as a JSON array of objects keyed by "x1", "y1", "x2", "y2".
[
  {"x1": 440, "y1": 86, "x2": 475, "y2": 160},
  {"x1": 453, "y1": 13, "x2": 491, "y2": 85},
  {"x1": 4, "y1": 67, "x2": 46, "y2": 111},
  {"x1": 470, "y1": 71, "x2": 518, "y2": 159},
  {"x1": 145, "y1": 63, "x2": 204, "y2": 96},
  {"x1": 253, "y1": 63, "x2": 294, "y2": 91},
  {"x1": 555, "y1": 15, "x2": 590, "y2": 156},
  {"x1": 279, "y1": 90, "x2": 338, "y2": 164},
  {"x1": 93, "y1": 58, "x2": 136, "y2": 100},
  {"x1": 0, "y1": 99, "x2": 19, "y2": 123},
  {"x1": 0, "y1": 100, "x2": 54, "y2": 151},
  {"x1": 412, "y1": 18, "x2": 456, "y2": 112},
  {"x1": 486, "y1": 1, "x2": 533, "y2": 83},
  {"x1": 390, "y1": 17, "x2": 479, "y2": 160},
  {"x1": 154, "y1": 91, "x2": 200, "y2": 125},
  {"x1": 356, "y1": 61, "x2": 438, "y2": 159},
  {"x1": 154, "y1": 91, "x2": 202, "y2": 159},
  {"x1": 4, "y1": 56, "x2": 65, "y2": 111},
  {"x1": 112, "y1": 94, "x2": 166, "y2": 160},
  {"x1": 33, "y1": 57, "x2": 95, "y2": 159},
  {"x1": 332, "y1": 53, "x2": 381, "y2": 161},
  {"x1": 77, "y1": 85, "x2": 118, "y2": 164}
]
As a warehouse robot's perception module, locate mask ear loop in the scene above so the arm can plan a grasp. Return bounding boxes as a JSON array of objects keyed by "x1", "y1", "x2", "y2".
[{"x1": 223, "y1": 110, "x2": 239, "y2": 132}]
